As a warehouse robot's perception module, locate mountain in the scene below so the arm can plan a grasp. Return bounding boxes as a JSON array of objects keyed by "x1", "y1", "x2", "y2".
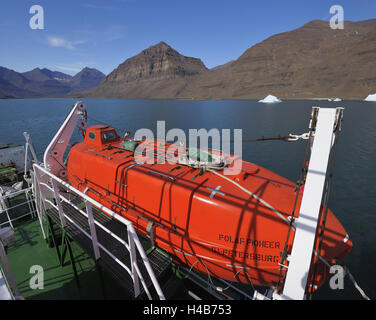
[
  {"x1": 0, "y1": 77, "x2": 37, "y2": 98},
  {"x1": 22, "y1": 68, "x2": 72, "y2": 82},
  {"x1": 0, "y1": 67, "x2": 31, "y2": 90},
  {"x1": 0, "y1": 67, "x2": 104, "y2": 98},
  {"x1": 178, "y1": 19, "x2": 376, "y2": 100},
  {"x1": 86, "y1": 19, "x2": 376, "y2": 100},
  {"x1": 69, "y1": 67, "x2": 105, "y2": 92},
  {"x1": 0, "y1": 67, "x2": 38, "y2": 98},
  {"x1": 3, "y1": 19, "x2": 376, "y2": 100},
  {"x1": 210, "y1": 60, "x2": 235, "y2": 72},
  {"x1": 86, "y1": 41, "x2": 208, "y2": 98}
]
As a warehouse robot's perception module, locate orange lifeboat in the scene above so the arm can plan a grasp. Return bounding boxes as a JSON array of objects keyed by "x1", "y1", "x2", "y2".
[{"x1": 67, "y1": 124, "x2": 352, "y2": 292}]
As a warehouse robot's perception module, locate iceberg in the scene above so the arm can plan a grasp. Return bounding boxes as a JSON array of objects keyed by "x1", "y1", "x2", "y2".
[
  {"x1": 258, "y1": 95, "x2": 282, "y2": 103},
  {"x1": 364, "y1": 93, "x2": 376, "y2": 101}
]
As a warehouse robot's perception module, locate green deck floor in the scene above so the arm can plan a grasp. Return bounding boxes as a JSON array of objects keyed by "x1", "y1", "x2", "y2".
[
  {"x1": 2, "y1": 217, "x2": 193, "y2": 300},
  {"x1": 3, "y1": 218, "x2": 133, "y2": 299}
]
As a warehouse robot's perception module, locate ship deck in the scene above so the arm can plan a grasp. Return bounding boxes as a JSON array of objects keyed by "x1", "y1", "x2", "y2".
[
  {"x1": 1, "y1": 184, "x2": 255, "y2": 300},
  {"x1": 45, "y1": 194, "x2": 172, "y2": 299},
  {"x1": 0, "y1": 194, "x2": 192, "y2": 300},
  {"x1": 3, "y1": 217, "x2": 128, "y2": 299}
]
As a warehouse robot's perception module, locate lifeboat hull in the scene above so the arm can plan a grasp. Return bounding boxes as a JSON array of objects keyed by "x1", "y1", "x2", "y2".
[{"x1": 67, "y1": 125, "x2": 352, "y2": 291}]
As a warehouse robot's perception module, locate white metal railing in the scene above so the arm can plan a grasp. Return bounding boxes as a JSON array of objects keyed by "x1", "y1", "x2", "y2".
[
  {"x1": 0, "y1": 187, "x2": 37, "y2": 229},
  {"x1": 0, "y1": 231, "x2": 21, "y2": 299},
  {"x1": 32, "y1": 163, "x2": 165, "y2": 300}
]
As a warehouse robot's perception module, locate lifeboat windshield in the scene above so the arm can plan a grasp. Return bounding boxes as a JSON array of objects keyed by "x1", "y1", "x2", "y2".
[{"x1": 102, "y1": 130, "x2": 118, "y2": 143}]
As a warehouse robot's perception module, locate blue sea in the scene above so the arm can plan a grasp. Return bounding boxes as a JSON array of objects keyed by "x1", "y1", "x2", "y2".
[{"x1": 0, "y1": 98, "x2": 375, "y2": 300}]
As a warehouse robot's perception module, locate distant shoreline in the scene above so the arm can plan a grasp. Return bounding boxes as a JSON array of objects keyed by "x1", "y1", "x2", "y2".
[{"x1": 1, "y1": 96, "x2": 373, "y2": 102}]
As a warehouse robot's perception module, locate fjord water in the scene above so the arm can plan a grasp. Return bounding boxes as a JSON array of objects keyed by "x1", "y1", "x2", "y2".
[{"x1": 0, "y1": 98, "x2": 375, "y2": 300}]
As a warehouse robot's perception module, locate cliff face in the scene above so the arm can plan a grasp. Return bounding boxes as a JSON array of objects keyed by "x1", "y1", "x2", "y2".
[
  {"x1": 88, "y1": 41, "x2": 208, "y2": 98},
  {"x1": 108, "y1": 41, "x2": 207, "y2": 82},
  {"x1": 87, "y1": 19, "x2": 376, "y2": 100}
]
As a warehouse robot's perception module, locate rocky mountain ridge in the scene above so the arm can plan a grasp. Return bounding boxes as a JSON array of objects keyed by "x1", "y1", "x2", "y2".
[
  {"x1": 86, "y1": 19, "x2": 376, "y2": 100},
  {"x1": 0, "y1": 66, "x2": 105, "y2": 98},
  {"x1": 3, "y1": 19, "x2": 376, "y2": 100}
]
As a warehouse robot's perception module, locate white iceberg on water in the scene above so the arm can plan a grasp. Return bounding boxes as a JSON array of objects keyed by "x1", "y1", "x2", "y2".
[
  {"x1": 364, "y1": 93, "x2": 376, "y2": 101},
  {"x1": 258, "y1": 95, "x2": 282, "y2": 103}
]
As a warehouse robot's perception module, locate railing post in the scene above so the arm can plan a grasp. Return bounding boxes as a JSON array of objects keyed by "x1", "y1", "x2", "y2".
[
  {"x1": 0, "y1": 196, "x2": 13, "y2": 229},
  {"x1": 85, "y1": 201, "x2": 101, "y2": 260},
  {"x1": 25, "y1": 190, "x2": 34, "y2": 219},
  {"x1": 32, "y1": 166, "x2": 47, "y2": 239},
  {"x1": 51, "y1": 179, "x2": 66, "y2": 228},
  {"x1": 130, "y1": 226, "x2": 166, "y2": 300},
  {"x1": 27, "y1": 189, "x2": 37, "y2": 219},
  {"x1": 127, "y1": 228, "x2": 140, "y2": 297},
  {"x1": 0, "y1": 237, "x2": 20, "y2": 298}
]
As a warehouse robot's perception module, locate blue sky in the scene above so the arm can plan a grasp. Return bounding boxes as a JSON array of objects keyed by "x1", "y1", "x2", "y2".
[{"x1": 1, "y1": 0, "x2": 375, "y2": 75}]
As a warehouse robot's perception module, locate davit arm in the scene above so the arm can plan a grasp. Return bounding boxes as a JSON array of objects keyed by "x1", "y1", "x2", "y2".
[{"x1": 43, "y1": 101, "x2": 87, "y2": 179}]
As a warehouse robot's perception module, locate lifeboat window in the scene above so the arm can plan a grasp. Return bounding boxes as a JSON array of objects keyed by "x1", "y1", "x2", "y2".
[
  {"x1": 88, "y1": 131, "x2": 96, "y2": 140},
  {"x1": 102, "y1": 131, "x2": 117, "y2": 143}
]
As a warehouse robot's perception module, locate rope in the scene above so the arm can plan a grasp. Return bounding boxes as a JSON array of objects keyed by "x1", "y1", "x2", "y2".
[
  {"x1": 179, "y1": 260, "x2": 200, "y2": 279},
  {"x1": 320, "y1": 256, "x2": 371, "y2": 300},
  {"x1": 312, "y1": 254, "x2": 371, "y2": 300},
  {"x1": 215, "y1": 270, "x2": 242, "y2": 292},
  {"x1": 178, "y1": 258, "x2": 216, "y2": 288},
  {"x1": 87, "y1": 114, "x2": 310, "y2": 145},
  {"x1": 199, "y1": 258, "x2": 216, "y2": 288},
  {"x1": 179, "y1": 259, "x2": 253, "y2": 295},
  {"x1": 86, "y1": 115, "x2": 127, "y2": 134},
  {"x1": 343, "y1": 265, "x2": 371, "y2": 300},
  {"x1": 168, "y1": 133, "x2": 310, "y2": 145},
  {"x1": 207, "y1": 169, "x2": 290, "y2": 225}
]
